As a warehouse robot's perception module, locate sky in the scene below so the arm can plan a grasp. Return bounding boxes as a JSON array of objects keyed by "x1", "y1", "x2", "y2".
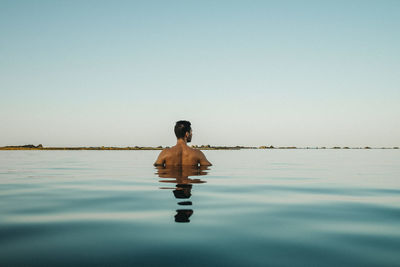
[{"x1": 1, "y1": 0, "x2": 399, "y2": 147}]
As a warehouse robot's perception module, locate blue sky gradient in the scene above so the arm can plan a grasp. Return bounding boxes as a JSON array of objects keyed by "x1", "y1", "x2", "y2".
[{"x1": 1, "y1": 0, "x2": 399, "y2": 147}]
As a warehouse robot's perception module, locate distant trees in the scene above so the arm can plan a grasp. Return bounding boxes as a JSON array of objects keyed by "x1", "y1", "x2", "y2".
[{"x1": 259, "y1": 145, "x2": 275, "y2": 149}]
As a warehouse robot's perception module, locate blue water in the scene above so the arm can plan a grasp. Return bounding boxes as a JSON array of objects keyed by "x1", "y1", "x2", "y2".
[{"x1": 0, "y1": 150, "x2": 399, "y2": 266}]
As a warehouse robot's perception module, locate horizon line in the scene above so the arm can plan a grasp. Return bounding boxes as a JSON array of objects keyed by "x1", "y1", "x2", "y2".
[{"x1": 1, "y1": 144, "x2": 399, "y2": 151}]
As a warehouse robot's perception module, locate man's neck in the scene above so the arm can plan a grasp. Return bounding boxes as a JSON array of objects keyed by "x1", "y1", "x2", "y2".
[{"x1": 176, "y1": 139, "x2": 187, "y2": 146}]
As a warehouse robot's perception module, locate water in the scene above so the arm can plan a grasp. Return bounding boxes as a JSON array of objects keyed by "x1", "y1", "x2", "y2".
[{"x1": 0, "y1": 150, "x2": 399, "y2": 266}]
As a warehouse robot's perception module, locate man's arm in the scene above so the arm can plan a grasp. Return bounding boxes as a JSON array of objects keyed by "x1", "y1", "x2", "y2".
[
  {"x1": 198, "y1": 150, "x2": 212, "y2": 166},
  {"x1": 154, "y1": 149, "x2": 167, "y2": 166}
]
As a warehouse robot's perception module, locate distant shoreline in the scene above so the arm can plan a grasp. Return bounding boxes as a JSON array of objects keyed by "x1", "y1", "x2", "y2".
[{"x1": 0, "y1": 145, "x2": 398, "y2": 150}]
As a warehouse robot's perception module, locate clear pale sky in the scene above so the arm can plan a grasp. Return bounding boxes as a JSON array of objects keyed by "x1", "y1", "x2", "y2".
[{"x1": 1, "y1": 0, "x2": 399, "y2": 147}]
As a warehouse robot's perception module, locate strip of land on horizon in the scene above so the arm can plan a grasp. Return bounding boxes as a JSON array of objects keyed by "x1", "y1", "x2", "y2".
[{"x1": 1, "y1": 145, "x2": 398, "y2": 150}]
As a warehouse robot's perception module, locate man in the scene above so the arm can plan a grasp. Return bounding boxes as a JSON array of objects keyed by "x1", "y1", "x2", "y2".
[{"x1": 154, "y1": 120, "x2": 212, "y2": 167}]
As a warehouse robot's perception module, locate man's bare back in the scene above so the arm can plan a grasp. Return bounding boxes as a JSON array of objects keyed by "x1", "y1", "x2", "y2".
[
  {"x1": 154, "y1": 121, "x2": 212, "y2": 167},
  {"x1": 154, "y1": 140, "x2": 211, "y2": 166}
]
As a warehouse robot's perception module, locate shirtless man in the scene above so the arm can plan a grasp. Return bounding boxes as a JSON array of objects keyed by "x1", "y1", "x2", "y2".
[{"x1": 154, "y1": 120, "x2": 212, "y2": 167}]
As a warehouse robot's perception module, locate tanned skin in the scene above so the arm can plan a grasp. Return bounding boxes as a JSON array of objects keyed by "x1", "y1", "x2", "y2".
[{"x1": 154, "y1": 130, "x2": 212, "y2": 167}]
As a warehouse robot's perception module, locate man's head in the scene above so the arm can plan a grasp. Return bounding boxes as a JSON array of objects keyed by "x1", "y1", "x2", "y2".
[{"x1": 174, "y1": 120, "x2": 192, "y2": 142}]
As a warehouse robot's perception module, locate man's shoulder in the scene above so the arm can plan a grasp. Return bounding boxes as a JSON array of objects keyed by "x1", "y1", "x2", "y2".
[
  {"x1": 161, "y1": 147, "x2": 171, "y2": 154},
  {"x1": 188, "y1": 147, "x2": 203, "y2": 156}
]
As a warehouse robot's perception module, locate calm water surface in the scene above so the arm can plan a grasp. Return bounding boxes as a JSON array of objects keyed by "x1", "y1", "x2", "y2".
[{"x1": 0, "y1": 150, "x2": 399, "y2": 266}]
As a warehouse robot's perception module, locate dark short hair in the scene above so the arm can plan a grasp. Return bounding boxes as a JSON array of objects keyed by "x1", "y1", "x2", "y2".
[{"x1": 174, "y1": 120, "x2": 191, "y2": 139}]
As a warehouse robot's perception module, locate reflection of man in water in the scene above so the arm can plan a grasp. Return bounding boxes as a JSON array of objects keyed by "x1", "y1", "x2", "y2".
[
  {"x1": 154, "y1": 120, "x2": 212, "y2": 167},
  {"x1": 156, "y1": 165, "x2": 209, "y2": 223}
]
